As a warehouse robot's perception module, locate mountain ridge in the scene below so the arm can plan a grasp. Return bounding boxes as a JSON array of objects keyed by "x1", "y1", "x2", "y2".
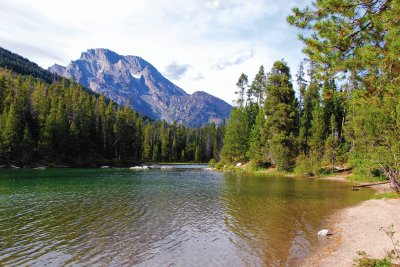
[{"x1": 49, "y1": 48, "x2": 231, "y2": 126}]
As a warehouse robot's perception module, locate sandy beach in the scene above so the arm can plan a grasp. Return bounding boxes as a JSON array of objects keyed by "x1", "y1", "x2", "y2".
[{"x1": 302, "y1": 183, "x2": 400, "y2": 267}]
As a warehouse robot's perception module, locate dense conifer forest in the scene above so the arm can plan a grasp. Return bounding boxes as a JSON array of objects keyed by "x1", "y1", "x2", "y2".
[
  {"x1": 220, "y1": 0, "x2": 400, "y2": 190},
  {"x1": 0, "y1": 48, "x2": 59, "y2": 84},
  {"x1": 0, "y1": 66, "x2": 225, "y2": 166}
]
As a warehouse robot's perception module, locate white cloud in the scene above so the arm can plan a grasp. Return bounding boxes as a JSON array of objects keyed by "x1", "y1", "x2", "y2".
[
  {"x1": 195, "y1": 0, "x2": 225, "y2": 10},
  {"x1": 212, "y1": 49, "x2": 254, "y2": 70},
  {"x1": 164, "y1": 62, "x2": 192, "y2": 80},
  {"x1": 0, "y1": 0, "x2": 311, "y2": 103}
]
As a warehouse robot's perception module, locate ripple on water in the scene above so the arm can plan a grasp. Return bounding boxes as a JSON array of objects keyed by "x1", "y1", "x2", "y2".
[{"x1": 0, "y1": 168, "x2": 373, "y2": 266}]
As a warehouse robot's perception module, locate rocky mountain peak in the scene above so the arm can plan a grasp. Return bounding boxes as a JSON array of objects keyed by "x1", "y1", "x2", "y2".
[{"x1": 49, "y1": 48, "x2": 231, "y2": 126}]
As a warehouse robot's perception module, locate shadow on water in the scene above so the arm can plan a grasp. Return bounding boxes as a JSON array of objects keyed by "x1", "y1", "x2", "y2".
[{"x1": 0, "y1": 168, "x2": 373, "y2": 266}]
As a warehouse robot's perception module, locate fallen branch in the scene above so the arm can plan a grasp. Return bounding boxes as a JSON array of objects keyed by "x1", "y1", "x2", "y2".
[{"x1": 352, "y1": 181, "x2": 390, "y2": 190}]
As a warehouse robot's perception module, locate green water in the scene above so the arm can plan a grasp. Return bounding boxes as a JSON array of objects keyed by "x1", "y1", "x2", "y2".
[{"x1": 0, "y1": 167, "x2": 373, "y2": 266}]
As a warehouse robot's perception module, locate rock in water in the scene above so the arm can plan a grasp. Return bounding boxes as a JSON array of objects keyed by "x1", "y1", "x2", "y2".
[
  {"x1": 318, "y1": 229, "x2": 329, "y2": 236},
  {"x1": 129, "y1": 166, "x2": 143, "y2": 170}
]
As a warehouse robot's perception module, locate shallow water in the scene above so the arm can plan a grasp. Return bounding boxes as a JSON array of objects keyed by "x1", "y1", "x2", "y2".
[{"x1": 0, "y1": 167, "x2": 373, "y2": 266}]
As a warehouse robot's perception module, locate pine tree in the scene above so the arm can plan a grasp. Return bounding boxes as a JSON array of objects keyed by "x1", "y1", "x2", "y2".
[
  {"x1": 298, "y1": 61, "x2": 320, "y2": 155},
  {"x1": 221, "y1": 107, "x2": 249, "y2": 163},
  {"x1": 264, "y1": 60, "x2": 297, "y2": 171},
  {"x1": 143, "y1": 124, "x2": 152, "y2": 161},
  {"x1": 249, "y1": 65, "x2": 266, "y2": 105},
  {"x1": 152, "y1": 143, "x2": 159, "y2": 162},
  {"x1": 289, "y1": 0, "x2": 400, "y2": 187},
  {"x1": 21, "y1": 124, "x2": 33, "y2": 164},
  {"x1": 160, "y1": 121, "x2": 169, "y2": 161},
  {"x1": 235, "y1": 73, "x2": 248, "y2": 107},
  {"x1": 172, "y1": 136, "x2": 178, "y2": 162},
  {"x1": 309, "y1": 104, "x2": 325, "y2": 159},
  {"x1": 2, "y1": 104, "x2": 20, "y2": 161},
  {"x1": 68, "y1": 121, "x2": 80, "y2": 162},
  {"x1": 194, "y1": 145, "x2": 200, "y2": 163},
  {"x1": 246, "y1": 108, "x2": 267, "y2": 164},
  {"x1": 324, "y1": 115, "x2": 338, "y2": 172}
]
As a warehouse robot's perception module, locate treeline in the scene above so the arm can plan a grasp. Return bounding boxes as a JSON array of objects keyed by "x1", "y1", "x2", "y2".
[
  {"x1": 221, "y1": 60, "x2": 344, "y2": 174},
  {"x1": 0, "y1": 47, "x2": 58, "y2": 84},
  {"x1": 220, "y1": 0, "x2": 400, "y2": 190},
  {"x1": 0, "y1": 69, "x2": 224, "y2": 166}
]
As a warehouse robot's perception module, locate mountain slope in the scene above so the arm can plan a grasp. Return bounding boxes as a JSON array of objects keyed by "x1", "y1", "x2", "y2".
[
  {"x1": 0, "y1": 47, "x2": 58, "y2": 83},
  {"x1": 49, "y1": 49, "x2": 231, "y2": 126}
]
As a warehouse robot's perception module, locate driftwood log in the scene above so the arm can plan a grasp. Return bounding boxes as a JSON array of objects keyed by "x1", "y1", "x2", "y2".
[{"x1": 352, "y1": 181, "x2": 391, "y2": 191}]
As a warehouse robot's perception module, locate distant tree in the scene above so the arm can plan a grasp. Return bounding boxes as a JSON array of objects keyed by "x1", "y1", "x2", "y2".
[
  {"x1": 246, "y1": 108, "x2": 267, "y2": 164},
  {"x1": 21, "y1": 124, "x2": 34, "y2": 164},
  {"x1": 235, "y1": 73, "x2": 249, "y2": 107},
  {"x1": 143, "y1": 124, "x2": 152, "y2": 161},
  {"x1": 1, "y1": 104, "x2": 20, "y2": 161}
]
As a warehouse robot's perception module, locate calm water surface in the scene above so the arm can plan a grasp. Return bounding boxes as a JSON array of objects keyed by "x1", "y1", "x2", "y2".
[{"x1": 0, "y1": 167, "x2": 373, "y2": 266}]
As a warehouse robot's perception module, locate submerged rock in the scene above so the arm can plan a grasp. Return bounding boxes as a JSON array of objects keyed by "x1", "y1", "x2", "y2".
[{"x1": 318, "y1": 229, "x2": 329, "y2": 236}]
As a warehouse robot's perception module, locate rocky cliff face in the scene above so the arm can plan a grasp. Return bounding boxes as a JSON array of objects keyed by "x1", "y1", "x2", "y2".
[{"x1": 49, "y1": 49, "x2": 231, "y2": 126}]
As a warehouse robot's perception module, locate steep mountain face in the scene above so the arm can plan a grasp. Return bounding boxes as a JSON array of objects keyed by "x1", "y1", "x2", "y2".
[{"x1": 49, "y1": 49, "x2": 231, "y2": 126}]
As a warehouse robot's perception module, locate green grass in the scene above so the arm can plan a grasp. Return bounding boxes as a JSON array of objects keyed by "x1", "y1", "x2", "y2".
[
  {"x1": 354, "y1": 257, "x2": 392, "y2": 267},
  {"x1": 354, "y1": 251, "x2": 393, "y2": 267},
  {"x1": 373, "y1": 192, "x2": 400, "y2": 199},
  {"x1": 348, "y1": 173, "x2": 387, "y2": 183}
]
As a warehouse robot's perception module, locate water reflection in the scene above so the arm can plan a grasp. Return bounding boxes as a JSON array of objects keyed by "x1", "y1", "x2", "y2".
[
  {"x1": 0, "y1": 169, "x2": 372, "y2": 266},
  {"x1": 221, "y1": 173, "x2": 373, "y2": 266}
]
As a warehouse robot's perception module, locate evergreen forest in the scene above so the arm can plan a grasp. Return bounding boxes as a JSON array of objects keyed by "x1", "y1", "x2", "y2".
[
  {"x1": 0, "y1": 67, "x2": 225, "y2": 166},
  {"x1": 220, "y1": 0, "x2": 400, "y2": 190}
]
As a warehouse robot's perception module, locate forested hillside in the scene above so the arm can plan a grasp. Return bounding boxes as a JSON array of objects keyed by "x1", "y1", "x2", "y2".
[
  {"x1": 0, "y1": 47, "x2": 58, "y2": 83},
  {"x1": 220, "y1": 0, "x2": 400, "y2": 190},
  {"x1": 0, "y1": 68, "x2": 224, "y2": 166}
]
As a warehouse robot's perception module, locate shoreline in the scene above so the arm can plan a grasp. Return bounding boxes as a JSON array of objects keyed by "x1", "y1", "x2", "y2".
[
  {"x1": 0, "y1": 162, "x2": 208, "y2": 169},
  {"x1": 302, "y1": 177, "x2": 400, "y2": 266}
]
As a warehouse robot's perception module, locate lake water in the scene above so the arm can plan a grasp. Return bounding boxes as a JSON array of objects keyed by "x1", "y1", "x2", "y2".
[{"x1": 0, "y1": 167, "x2": 373, "y2": 266}]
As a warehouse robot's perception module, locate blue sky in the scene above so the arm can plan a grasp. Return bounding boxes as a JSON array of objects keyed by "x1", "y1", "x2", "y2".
[{"x1": 0, "y1": 0, "x2": 310, "y2": 104}]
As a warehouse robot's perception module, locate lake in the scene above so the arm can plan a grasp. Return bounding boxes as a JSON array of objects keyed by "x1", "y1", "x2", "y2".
[{"x1": 0, "y1": 166, "x2": 373, "y2": 266}]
